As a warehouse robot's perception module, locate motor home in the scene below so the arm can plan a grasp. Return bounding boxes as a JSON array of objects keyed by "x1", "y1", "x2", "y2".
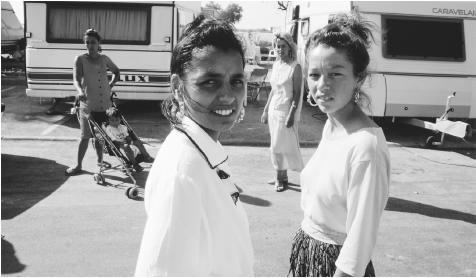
[
  {"x1": 288, "y1": 1, "x2": 476, "y2": 126},
  {"x1": 24, "y1": 1, "x2": 200, "y2": 100}
]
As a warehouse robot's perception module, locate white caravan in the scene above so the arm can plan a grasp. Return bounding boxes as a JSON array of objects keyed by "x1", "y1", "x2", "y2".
[
  {"x1": 24, "y1": 1, "x2": 200, "y2": 100},
  {"x1": 288, "y1": 1, "x2": 476, "y2": 126}
]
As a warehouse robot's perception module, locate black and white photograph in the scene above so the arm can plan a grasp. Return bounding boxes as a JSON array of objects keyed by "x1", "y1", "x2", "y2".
[{"x1": 1, "y1": 0, "x2": 475, "y2": 276}]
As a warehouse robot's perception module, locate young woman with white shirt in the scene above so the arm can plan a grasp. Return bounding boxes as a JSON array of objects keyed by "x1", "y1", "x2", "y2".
[
  {"x1": 134, "y1": 15, "x2": 253, "y2": 276},
  {"x1": 288, "y1": 12, "x2": 390, "y2": 277}
]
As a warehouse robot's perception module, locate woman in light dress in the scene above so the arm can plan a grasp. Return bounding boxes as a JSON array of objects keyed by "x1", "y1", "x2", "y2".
[{"x1": 261, "y1": 32, "x2": 304, "y2": 192}]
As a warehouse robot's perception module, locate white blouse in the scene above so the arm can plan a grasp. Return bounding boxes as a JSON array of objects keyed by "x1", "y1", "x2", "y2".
[
  {"x1": 134, "y1": 117, "x2": 254, "y2": 276},
  {"x1": 300, "y1": 120, "x2": 390, "y2": 276}
]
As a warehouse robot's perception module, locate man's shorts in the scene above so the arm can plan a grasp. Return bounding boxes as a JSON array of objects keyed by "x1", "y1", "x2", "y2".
[{"x1": 79, "y1": 109, "x2": 108, "y2": 139}]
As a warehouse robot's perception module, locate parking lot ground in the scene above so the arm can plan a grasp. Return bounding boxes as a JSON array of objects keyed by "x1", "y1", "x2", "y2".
[{"x1": 1, "y1": 139, "x2": 475, "y2": 276}]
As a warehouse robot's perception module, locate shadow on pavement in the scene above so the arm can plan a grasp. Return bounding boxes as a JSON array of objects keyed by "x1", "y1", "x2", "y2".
[
  {"x1": 101, "y1": 169, "x2": 149, "y2": 188},
  {"x1": 239, "y1": 194, "x2": 271, "y2": 207},
  {"x1": 1, "y1": 237, "x2": 26, "y2": 274},
  {"x1": 385, "y1": 197, "x2": 476, "y2": 224},
  {"x1": 1, "y1": 154, "x2": 68, "y2": 220},
  {"x1": 287, "y1": 182, "x2": 301, "y2": 193}
]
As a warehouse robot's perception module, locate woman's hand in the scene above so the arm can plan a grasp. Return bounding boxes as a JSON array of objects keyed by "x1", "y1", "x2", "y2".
[
  {"x1": 285, "y1": 113, "x2": 294, "y2": 128},
  {"x1": 260, "y1": 111, "x2": 268, "y2": 124}
]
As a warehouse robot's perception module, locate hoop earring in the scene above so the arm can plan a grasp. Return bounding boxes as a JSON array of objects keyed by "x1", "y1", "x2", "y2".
[
  {"x1": 353, "y1": 89, "x2": 361, "y2": 103},
  {"x1": 176, "y1": 100, "x2": 185, "y2": 119},
  {"x1": 235, "y1": 107, "x2": 245, "y2": 123},
  {"x1": 307, "y1": 93, "x2": 319, "y2": 107}
]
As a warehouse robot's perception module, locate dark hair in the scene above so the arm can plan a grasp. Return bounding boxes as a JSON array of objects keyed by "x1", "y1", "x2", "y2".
[
  {"x1": 162, "y1": 15, "x2": 245, "y2": 125},
  {"x1": 106, "y1": 107, "x2": 121, "y2": 119},
  {"x1": 83, "y1": 28, "x2": 102, "y2": 52},
  {"x1": 305, "y1": 11, "x2": 375, "y2": 109},
  {"x1": 305, "y1": 12, "x2": 374, "y2": 79}
]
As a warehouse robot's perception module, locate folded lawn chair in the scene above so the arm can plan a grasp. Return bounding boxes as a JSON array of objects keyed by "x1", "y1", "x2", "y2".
[{"x1": 247, "y1": 68, "x2": 269, "y2": 104}]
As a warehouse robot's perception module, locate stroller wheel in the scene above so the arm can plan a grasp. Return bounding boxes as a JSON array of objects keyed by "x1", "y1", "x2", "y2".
[
  {"x1": 126, "y1": 187, "x2": 139, "y2": 199},
  {"x1": 94, "y1": 173, "x2": 105, "y2": 185}
]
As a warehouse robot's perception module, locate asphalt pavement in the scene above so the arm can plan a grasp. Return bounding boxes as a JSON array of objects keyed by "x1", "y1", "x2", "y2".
[{"x1": 2, "y1": 78, "x2": 476, "y2": 276}]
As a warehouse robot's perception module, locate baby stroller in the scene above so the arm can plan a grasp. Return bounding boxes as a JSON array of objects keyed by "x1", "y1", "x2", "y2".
[{"x1": 71, "y1": 93, "x2": 145, "y2": 199}]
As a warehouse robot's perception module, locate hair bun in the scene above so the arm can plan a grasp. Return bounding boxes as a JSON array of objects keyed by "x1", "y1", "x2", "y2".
[{"x1": 329, "y1": 12, "x2": 374, "y2": 48}]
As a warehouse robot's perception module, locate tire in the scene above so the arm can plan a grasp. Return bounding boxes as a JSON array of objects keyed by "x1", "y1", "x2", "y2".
[{"x1": 127, "y1": 187, "x2": 139, "y2": 199}]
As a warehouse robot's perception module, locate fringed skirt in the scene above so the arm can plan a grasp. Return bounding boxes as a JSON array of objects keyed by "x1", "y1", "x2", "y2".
[{"x1": 289, "y1": 228, "x2": 376, "y2": 277}]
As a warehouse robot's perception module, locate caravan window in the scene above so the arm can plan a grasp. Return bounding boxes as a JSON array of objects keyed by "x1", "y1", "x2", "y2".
[
  {"x1": 382, "y1": 15, "x2": 465, "y2": 62},
  {"x1": 47, "y1": 3, "x2": 151, "y2": 44}
]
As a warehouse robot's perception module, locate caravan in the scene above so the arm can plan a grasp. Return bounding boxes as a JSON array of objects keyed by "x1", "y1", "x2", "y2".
[
  {"x1": 24, "y1": 1, "x2": 200, "y2": 100},
  {"x1": 288, "y1": 1, "x2": 476, "y2": 128}
]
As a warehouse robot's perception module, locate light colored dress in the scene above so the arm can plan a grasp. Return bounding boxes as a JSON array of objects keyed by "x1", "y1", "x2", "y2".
[
  {"x1": 135, "y1": 116, "x2": 254, "y2": 276},
  {"x1": 267, "y1": 60, "x2": 304, "y2": 171},
  {"x1": 74, "y1": 53, "x2": 117, "y2": 112},
  {"x1": 300, "y1": 120, "x2": 390, "y2": 276}
]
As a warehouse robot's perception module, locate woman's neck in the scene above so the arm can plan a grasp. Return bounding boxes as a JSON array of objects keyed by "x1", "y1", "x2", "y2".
[
  {"x1": 327, "y1": 102, "x2": 358, "y2": 133},
  {"x1": 280, "y1": 56, "x2": 292, "y2": 64},
  {"x1": 185, "y1": 115, "x2": 220, "y2": 142},
  {"x1": 87, "y1": 51, "x2": 100, "y2": 58},
  {"x1": 327, "y1": 102, "x2": 376, "y2": 135}
]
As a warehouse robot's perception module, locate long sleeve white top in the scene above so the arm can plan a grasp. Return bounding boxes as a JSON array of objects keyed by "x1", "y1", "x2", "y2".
[
  {"x1": 134, "y1": 117, "x2": 254, "y2": 276},
  {"x1": 300, "y1": 120, "x2": 390, "y2": 276}
]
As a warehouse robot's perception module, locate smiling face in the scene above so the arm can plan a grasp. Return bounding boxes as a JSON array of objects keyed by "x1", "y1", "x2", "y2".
[
  {"x1": 177, "y1": 46, "x2": 245, "y2": 139},
  {"x1": 307, "y1": 44, "x2": 360, "y2": 116}
]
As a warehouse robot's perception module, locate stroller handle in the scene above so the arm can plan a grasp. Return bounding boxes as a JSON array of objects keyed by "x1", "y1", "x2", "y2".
[{"x1": 73, "y1": 92, "x2": 119, "y2": 108}]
